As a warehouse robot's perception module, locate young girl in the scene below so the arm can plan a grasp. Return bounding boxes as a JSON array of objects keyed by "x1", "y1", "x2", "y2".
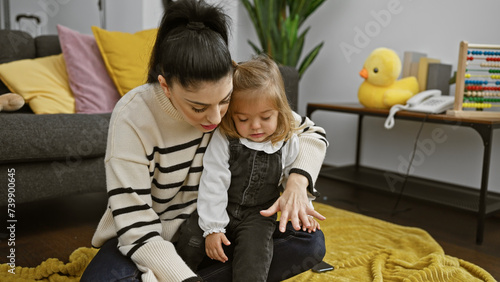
[
  {"x1": 177, "y1": 55, "x2": 321, "y2": 282},
  {"x1": 81, "y1": 1, "x2": 328, "y2": 281}
]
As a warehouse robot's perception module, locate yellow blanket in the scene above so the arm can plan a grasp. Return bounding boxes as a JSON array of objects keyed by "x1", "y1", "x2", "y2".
[
  {"x1": 0, "y1": 203, "x2": 496, "y2": 281},
  {"x1": 0, "y1": 247, "x2": 97, "y2": 281},
  {"x1": 286, "y1": 203, "x2": 496, "y2": 282}
]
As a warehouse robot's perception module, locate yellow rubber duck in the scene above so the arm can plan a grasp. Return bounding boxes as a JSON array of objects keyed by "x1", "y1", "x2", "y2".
[{"x1": 358, "y1": 47, "x2": 419, "y2": 109}]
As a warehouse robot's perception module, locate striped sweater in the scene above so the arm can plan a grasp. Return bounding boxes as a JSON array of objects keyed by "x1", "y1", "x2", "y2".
[{"x1": 91, "y1": 83, "x2": 328, "y2": 281}]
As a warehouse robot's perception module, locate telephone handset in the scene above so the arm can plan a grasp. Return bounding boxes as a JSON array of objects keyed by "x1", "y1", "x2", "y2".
[
  {"x1": 405, "y1": 90, "x2": 455, "y2": 114},
  {"x1": 384, "y1": 90, "x2": 455, "y2": 129}
]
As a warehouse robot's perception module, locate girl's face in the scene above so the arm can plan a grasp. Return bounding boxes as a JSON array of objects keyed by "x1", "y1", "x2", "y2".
[
  {"x1": 231, "y1": 95, "x2": 279, "y2": 143},
  {"x1": 159, "y1": 74, "x2": 233, "y2": 132}
]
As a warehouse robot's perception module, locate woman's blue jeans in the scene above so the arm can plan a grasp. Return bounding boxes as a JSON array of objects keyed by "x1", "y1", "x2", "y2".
[{"x1": 80, "y1": 222, "x2": 325, "y2": 282}]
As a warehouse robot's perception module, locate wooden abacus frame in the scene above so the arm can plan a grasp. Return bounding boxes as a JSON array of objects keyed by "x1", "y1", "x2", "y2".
[{"x1": 447, "y1": 41, "x2": 500, "y2": 118}]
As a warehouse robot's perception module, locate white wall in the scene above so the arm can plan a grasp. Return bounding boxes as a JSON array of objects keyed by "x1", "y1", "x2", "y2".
[
  {"x1": 8, "y1": 0, "x2": 101, "y2": 35},
  {"x1": 104, "y1": 0, "x2": 142, "y2": 33},
  {"x1": 6, "y1": 0, "x2": 163, "y2": 35},
  {"x1": 5, "y1": 0, "x2": 500, "y2": 193},
  {"x1": 142, "y1": 0, "x2": 164, "y2": 30},
  {"x1": 103, "y1": 0, "x2": 162, "y2": 32},
  {"x1": 232, "y1": 0, "x2": 500, "y2": 193}
]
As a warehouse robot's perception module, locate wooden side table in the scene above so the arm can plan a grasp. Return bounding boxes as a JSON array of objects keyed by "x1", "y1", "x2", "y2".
[{"x1": 307, "y1": 103, "x2": 500, "y2": 244}]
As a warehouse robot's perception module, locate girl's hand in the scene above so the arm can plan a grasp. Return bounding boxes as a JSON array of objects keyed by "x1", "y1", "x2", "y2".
[
  {"x1": 260, "y1": 173, "x2": 325, "y2": 232},
  {"x1": 302, "y1": 216, "x2": 321, "y2": 233},
  {"x1": 205, "y1": 233, "x2": 231, "y2": 263}
]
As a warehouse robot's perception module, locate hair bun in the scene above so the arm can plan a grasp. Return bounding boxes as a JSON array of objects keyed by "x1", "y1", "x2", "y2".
[{"x1": 186, "y1": 21, "x2": 205, "y2": 30}]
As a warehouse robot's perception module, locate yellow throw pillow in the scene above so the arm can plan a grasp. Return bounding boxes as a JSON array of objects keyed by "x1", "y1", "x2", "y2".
[
  {"x1": 92, "y1": 26, "x2": 157, "y2": 96},
  {"x1": 0, "y1": 54, "x2": 75, "y2": 114}
]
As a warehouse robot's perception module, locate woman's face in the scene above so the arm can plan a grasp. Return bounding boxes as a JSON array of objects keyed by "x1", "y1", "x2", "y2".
[{"x1": 159, "y1": 74, "x2": 233, "y2": 132}]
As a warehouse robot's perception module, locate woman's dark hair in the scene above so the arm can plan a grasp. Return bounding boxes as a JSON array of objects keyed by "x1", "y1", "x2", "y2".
[{"x1": 147, "y1": 0, "x2": 233, "y2": 89}]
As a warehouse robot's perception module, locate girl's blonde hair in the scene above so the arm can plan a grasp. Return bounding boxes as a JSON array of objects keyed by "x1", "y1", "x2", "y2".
[{"x1": 219, "y1": 55, "x2": 296, "y2": 144}]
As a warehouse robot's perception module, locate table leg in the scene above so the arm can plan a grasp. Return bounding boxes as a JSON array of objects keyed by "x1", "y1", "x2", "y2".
[
  {"x1": 355, "y1": 115, "x2": 364, "y2": 169},
  {"x1": 472, "y1": 124, "x2": 493, "y2": 245}
]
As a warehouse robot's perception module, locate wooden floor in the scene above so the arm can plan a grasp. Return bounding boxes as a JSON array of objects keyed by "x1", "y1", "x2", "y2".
[{"x1": 1, "y1": 176, "x2": 499, "y2": 280}]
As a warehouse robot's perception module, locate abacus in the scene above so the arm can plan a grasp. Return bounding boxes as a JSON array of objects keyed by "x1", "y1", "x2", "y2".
[{"x1": 447, "y1": 41, "x2": 500, "y2": 118}]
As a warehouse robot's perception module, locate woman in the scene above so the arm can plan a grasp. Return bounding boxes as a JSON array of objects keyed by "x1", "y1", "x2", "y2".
[{"x1": 81, "y1": 0, "x2": 328, "y2": 281}]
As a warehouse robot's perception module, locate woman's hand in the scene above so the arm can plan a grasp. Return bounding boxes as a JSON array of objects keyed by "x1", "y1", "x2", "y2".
[
  {"x1": 205, "y1": 233, "x2": 231, "y2": 263},
  {"x1": 260, "y1": 173, "x2": 325, "y2": 232}
]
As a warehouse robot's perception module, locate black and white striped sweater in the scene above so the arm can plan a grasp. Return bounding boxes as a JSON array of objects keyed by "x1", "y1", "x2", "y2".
[{"x1": 91, "y1": 83, "x2": 328, "y2": 281}]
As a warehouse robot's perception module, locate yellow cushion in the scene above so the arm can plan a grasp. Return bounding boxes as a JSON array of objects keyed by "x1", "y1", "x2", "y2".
[
  {"x1": 0, "y1": 54, "x2": 75, "y2": 114},
  {"x1": 91, "y1": 26, "x2": 157, "y2": 96}
]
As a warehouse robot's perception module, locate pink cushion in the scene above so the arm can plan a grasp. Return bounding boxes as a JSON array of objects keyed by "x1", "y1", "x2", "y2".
[{"x1": 57, "y1": 24, "x2": 120, "y2": 114}]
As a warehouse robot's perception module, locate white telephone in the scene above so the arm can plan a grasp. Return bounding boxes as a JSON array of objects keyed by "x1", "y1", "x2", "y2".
[
  {"x1": 404, "y1": 89, "x2": 455, "y2": 114},
  {"x1": 384, "y1": 90, "x2": 455, "y2": 129}
]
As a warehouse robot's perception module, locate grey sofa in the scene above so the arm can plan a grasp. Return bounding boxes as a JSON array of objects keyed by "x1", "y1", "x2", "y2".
[{"x1": 0, "y1": 29, "x2": 299, "y2": 206}]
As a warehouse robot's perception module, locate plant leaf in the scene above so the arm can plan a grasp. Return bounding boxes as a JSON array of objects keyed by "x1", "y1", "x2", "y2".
[
  {"x1": 298, "y1": 42, "x2": 324, "y2": 78},
  {"x1": 240, "y1": 0, "x2": 324, "y2": 79},
  {"x1": 241, "y1": 0, "x2": 261, "y2": 47},
  {"x1": 248, "y1": 40, "x2": 262, "y2": 55},
  {"x1": 304, "y1": 0, "x2": 326, "y2": 20}
]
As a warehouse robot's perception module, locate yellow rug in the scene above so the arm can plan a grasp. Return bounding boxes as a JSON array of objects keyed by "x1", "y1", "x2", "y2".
[
  {"x1": 0, "y1": 203, "x2": 496, "y2": 281},
  {"x1": 285, "y1": 203, "x2": 496, "y2": 282},
  {"x1": 0, "y1": 247, "x2": 97, "y2": 281}
]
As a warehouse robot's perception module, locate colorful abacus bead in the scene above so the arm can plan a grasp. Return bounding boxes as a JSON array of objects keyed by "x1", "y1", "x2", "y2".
[{"x1": 462, "y1": 103, "x2": 492, "y2": 109}]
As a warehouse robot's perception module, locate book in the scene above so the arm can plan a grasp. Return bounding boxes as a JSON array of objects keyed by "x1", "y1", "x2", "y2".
[
  {"x1": 402, "y1": 51, "x2": 427, "y2": 78},
  {"x1": 426, "y1": 63, "x2": 452, "y2": 95},
  {"x1": 417, "y1": 57, "x2": 441, "y2": 91},
  {"x1": 410, "y1": 62, "x2": 420, "y2": 78}
]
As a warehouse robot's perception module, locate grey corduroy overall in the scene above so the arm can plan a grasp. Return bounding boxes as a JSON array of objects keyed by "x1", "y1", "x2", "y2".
[{"x1": 178, "y1": 137, "x2": 284, "y2": 282}]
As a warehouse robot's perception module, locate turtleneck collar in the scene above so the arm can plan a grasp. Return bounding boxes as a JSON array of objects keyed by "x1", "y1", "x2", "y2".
[{"x1": 153, "y1": 83, "x2": 184, "y2": 121}]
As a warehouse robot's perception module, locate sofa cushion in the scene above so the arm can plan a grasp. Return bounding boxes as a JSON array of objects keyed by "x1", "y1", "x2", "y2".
[
  {"x1": 0, "y1": 30, "x2": 36, "y2": 64},
  {"x1": 35, "y1": 35, "x2": 62, "y2": 57},
  {"x1": 92, "y1": 26, "x2": 157, "y2": 96},
  {"x1": 0, "y1": 32, "x2": 60, "y2": 96},
  {"x1": 0, "y1": 54, "x2": 75, "y2": 114},
  {"x1": 57, "y1": 25, "x2": 121, "y2": 114},
  {"x1": 0, "y1": 158, "x2": 106, "y2": 204},
  {"x1": 0, "y1": 30, "x2": 36, "y2": 99},
  {"x1": 0, "y1": 113, "x2": 111, "y2": 164}
]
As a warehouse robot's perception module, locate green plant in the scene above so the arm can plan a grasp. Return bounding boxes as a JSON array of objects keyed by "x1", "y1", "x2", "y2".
[{"x1": 241, "y1": 0, "x2": 326, "y2": 79}]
